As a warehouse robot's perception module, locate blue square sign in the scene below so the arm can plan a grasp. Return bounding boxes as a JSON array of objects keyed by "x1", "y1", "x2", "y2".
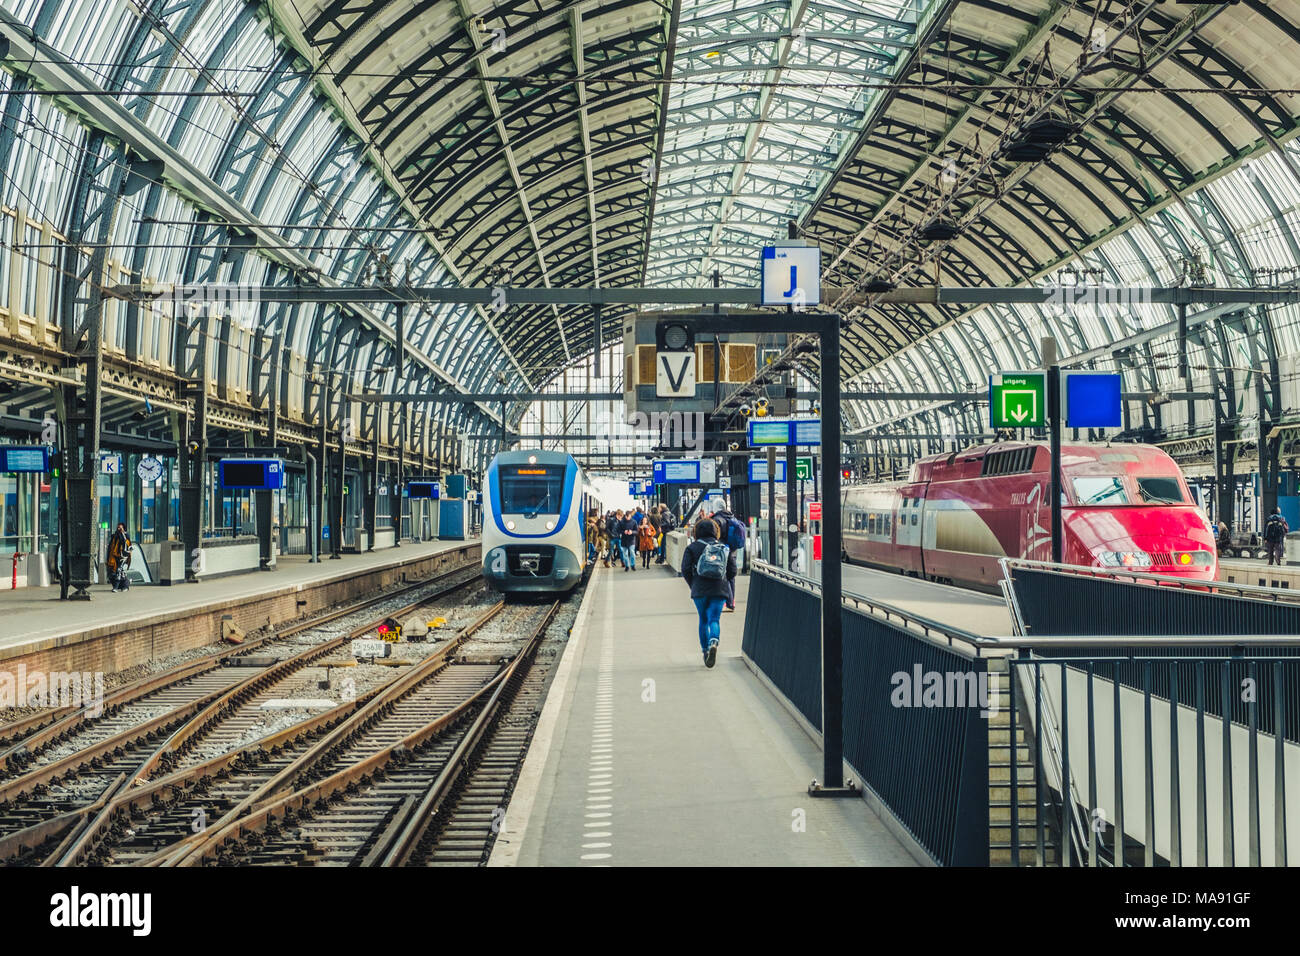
[{"x1": 1064, "y1": 372, "x2": 1122, "y2": 428}]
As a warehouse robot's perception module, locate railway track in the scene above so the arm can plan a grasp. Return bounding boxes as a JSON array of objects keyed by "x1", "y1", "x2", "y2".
[
  {"x1": 0, "y1": 553, "x2": 482, "y2": 865},
  {"x1": 157, "y1": 600, "x2": 562, "y2": 867},
  {"x1": 46, "y1": 599, "x2": 510, "y2": 867}
]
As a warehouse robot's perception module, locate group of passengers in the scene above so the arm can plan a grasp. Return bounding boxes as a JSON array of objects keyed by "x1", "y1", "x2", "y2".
[
  {"x1": 584, "y1": 498, "x2": 751, "y2": 668},
  {"x1": 586, "y1": 504, "x2": 677, "y2": 572}
]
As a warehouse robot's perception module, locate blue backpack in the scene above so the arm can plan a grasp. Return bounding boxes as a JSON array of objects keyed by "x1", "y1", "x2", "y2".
[
  {"x1": 696, "y1": 541, "x2": 730, "y2": 580},
  {"x1": 722, "y1": 515, "x2": 746, "y2": 552}
]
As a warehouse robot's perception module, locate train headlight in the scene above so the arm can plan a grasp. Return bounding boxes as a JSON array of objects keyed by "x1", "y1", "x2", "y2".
[
  {"x1": 1099, "y1": 550, "x2": 1151, "y2": 568},
  {"x1": 528, "y1": 455, "x2": 537, "y2": 464},
  {"x1": 506, "y1": 520, "x2": 516, "y2": 531},
  {"x1": 1175, "y1": 550, "x2": 1213, "y2": 567},
  {"x1": 545, "y1": 520, "x2": 555, "y2": 531}
]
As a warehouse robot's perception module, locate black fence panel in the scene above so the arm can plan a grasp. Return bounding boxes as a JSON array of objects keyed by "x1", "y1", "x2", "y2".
[
  {"x1": 1009, "y1": 567, "x2": 1300, "y2": 740},
  {"x1": 742, "y1": 568, "x2": 990, "y2": 865},
  {"x1": 842, "y1": 610, "x2": 990, "y2": 866},
  {"x1": 1010, "y1": 567, "x2": 1300, "y2": 637},
  {"x1": 741, "y1": 569, "x2": 823, "y2": 730}
]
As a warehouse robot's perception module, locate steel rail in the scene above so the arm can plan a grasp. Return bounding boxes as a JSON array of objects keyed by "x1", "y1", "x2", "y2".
[
  {"x1": 166, "y1": 602, "x2": 556, "y2": 867},
  {"x1": 0, "y1": 554, "x2": 481, "y2": 857},
  {"x1": 0, "y1": 543, "x2": 478, "y2": 771},
  {"x1": 136, "y1": 601, "x2": 509, "y2": 867},
  {"x1": 51, "y1": 600, "x2": 507, "y2": 867},
  {"x1": 370, "y1": 601, "x2": 560, "y2": 866}
]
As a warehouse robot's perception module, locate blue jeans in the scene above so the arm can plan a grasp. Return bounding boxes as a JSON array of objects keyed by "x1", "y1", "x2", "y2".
[
  {"x1": 620, "y1": 542, "x2": 636, "y2": 567},
  {"x1": 692, "y1": 596, "x2": 726, "y2": 654}
]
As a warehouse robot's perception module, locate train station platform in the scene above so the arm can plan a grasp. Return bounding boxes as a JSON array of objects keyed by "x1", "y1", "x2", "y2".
[
  {"x1": 0, "y1": 539, "x2": 480, "y2": 676},
  {"x1": 842, "y1": 564, "x2": 1013, "y2": 636},
  {"x1": 494, "y1": 563, "x2": 919, "y2": 866}
]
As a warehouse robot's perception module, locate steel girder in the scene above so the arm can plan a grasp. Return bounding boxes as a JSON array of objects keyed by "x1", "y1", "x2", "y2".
[{"x1": 788, "y1": 0, "x2": 1300, "y2": 460}]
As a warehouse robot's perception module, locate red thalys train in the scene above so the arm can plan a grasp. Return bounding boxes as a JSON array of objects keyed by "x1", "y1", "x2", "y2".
[{"x1": 842, "y1": 442, "x2": 1217, "y2": 590}]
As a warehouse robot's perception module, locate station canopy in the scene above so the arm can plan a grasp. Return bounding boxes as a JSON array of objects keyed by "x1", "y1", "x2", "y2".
[{"x1": 1, "y1": 0, "x2": 1299, "y2": 451}]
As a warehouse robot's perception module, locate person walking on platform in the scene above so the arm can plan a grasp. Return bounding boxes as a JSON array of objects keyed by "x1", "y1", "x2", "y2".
[
  {"x1": 606, "y1": 510, "x2": 623, "y2": 567},
  {"x1": 681, "y1": 517, "x2": 736, "y2": 668},
  {"x1": 1265, "y1": 507, "x2": 1289, "y2": 566},
  {"x1": 107, "y1": 522, "x2": 132, "y2": 592},
  {"x1": 710, "y1": 504, "x2": 747, "y2": 612},
  {"x1": 586, "y1": 510, "x2": 601, "y2": 565},
  {"x1": 618, "y1": 510, "x2": 638, "y2": 571},
  {"x1": 595, "y1": 512, "x2": 611, "y2": 567},
  {"x1": 637, "y1": 516, "x2": 657, "y2": 569},
  {"x1": 655, "y1": 504, "x2": 674, "y2": 564}
]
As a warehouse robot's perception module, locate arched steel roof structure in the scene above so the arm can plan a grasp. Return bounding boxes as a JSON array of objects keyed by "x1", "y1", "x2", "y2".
[{"x1": 0, "y1": 0, "x2": 1298, "y2": 481}]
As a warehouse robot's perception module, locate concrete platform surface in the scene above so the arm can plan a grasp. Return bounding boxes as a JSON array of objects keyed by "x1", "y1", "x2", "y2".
[
  {"x1": 0, "y1": 540, "x2": 475, "y2": 655},
  {"x1": 499, "y1": 563, "x2": 917, "y2": 867},
  {"x1": 842, "y1": 563, "x2": 1013, "y2": 636}
]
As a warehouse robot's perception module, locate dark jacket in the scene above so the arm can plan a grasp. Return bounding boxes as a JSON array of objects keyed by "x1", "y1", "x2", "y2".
[
  {"x1": 618, "y1": 517, "x2": 638, "y2": 543},
  {"x1": 681, "y1": 522, "x2": 736, "y2": 600},
  {"x1": 605, "y1": 514, "x2": 619, "y2": 537}
]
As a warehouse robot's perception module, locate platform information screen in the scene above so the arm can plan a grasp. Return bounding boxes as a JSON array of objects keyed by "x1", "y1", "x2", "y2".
[
  {"x1": 792, "y1": 419, "x2": 821, "y2": 446},
  {"x1": 748, "y1": 458, "x2": 787, "y2": 483},
  {"x1": 747, "y1": 418, "x2": 821, "y2": 447},
  {"x1": 407, "y1": 479, "x2": 441, "y2": 499},
  {"x1": 653, "y1": 460, "x2": 702, "y2": 484},
  {"x1": 0, "y1": 446, "x2": 49, "y2": 473},
  {"x1": 747, "y1": 420, "x2": 791, "y2": 447},
  {"x1": 218, "y1": 458, "x2": 284, "y2": 490}
]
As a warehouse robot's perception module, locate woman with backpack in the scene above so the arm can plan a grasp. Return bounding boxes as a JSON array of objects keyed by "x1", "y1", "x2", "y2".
[
  {"x1": 106, "y1": 522, "x2": 132, "y2": 592},
  {"x1": 680, "y1": 517, "x2": 736, "y2": 668}
]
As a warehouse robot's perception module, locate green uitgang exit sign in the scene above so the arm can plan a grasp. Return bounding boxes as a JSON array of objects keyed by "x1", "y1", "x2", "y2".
[
  {"x1": 989, "y1": 371, "x2": 1047, "y2": 428},
  {"x1": 796, "y1": 457, "x2": 812, "y2": 480}
]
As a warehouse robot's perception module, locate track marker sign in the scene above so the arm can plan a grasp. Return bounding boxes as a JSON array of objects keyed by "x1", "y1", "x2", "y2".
[
  {"x1": 656, "y1": 351, "x2": 696, "y2": 397},
  {"x1": 989, "y1": 371, "x2": 1047, "y2": 428}
]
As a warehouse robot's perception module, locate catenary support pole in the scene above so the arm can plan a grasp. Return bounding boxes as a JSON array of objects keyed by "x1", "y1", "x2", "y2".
[
  {"x1": 1044, "y1": 337, "x2": 1063, "y2": 564},
  {"x1": 819, "y1": 314, "x2": 845, "y2": 790}
]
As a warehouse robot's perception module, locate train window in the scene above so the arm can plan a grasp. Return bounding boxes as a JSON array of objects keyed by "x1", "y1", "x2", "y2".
[
  {"x1": 910, "y1": 513, "x2": 917, "y2": 526},
  {"x1": 1072, "y1": 476, "x2": 1129, "y2": 506},
  {"x1": 500, "y1": 465, "x2": 566, "y2": 515},
  {"x1": 1137, "y1": 477, "x2": 1186, "y2": 505}
]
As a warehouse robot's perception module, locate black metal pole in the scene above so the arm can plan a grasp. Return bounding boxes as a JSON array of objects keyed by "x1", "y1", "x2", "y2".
[
  {"x1": 820, "y1": 314, "x2": 844, "y2": 789},
  {"x1": 785, "y1": 440, "x2": 797, "y2": 569},
  {"x1": 766, "y1": 445, "x2": 777, "y2": 563},
  {"x1": 1049, "y1": 363, "x2": 1063, "y2": 564}
]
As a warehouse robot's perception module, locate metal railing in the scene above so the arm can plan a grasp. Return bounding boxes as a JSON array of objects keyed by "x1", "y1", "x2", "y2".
[
  {"x1": 1008, "y1": 653, "x2": 1294, "y2": 867},
  {"x1": 998, "y1": 559, "x2": 1299, "y2": 866},
  {"x1": 743, "y1": 561, "x2": 990, "y2": 865},
  {"x1": 1002, "y1": 556, "x2": 1300, "y2": 604},
  {"x1": 744, "y1": 558, "x2": 1299, "y2": 867}
]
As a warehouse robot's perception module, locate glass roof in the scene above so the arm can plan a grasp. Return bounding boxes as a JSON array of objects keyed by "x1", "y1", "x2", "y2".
[{"x1": 643, "y1": 0, "x2": 918, "y2": 288}]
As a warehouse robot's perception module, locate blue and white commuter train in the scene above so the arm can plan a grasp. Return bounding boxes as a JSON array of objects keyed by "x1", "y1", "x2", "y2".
[{"x1": 481, "y1": 450, "x2": 602, "y2": 593}]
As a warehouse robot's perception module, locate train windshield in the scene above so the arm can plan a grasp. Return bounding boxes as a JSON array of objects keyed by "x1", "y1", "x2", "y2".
[
  {"x1": 1072, "y1": 476, "x2": 1129, "y2": 506},
  {"x1": 1136, "y1": 476, "x2": 1187, "y2": 505},
  {"x1": 499, "y1": 465, "x2": 566, "y2": 516}
]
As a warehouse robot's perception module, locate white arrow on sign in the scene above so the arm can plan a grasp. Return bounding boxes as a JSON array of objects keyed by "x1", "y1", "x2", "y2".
[{"x1": 1002, "y1": 390, "x2": 1037, "y2": 424}]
